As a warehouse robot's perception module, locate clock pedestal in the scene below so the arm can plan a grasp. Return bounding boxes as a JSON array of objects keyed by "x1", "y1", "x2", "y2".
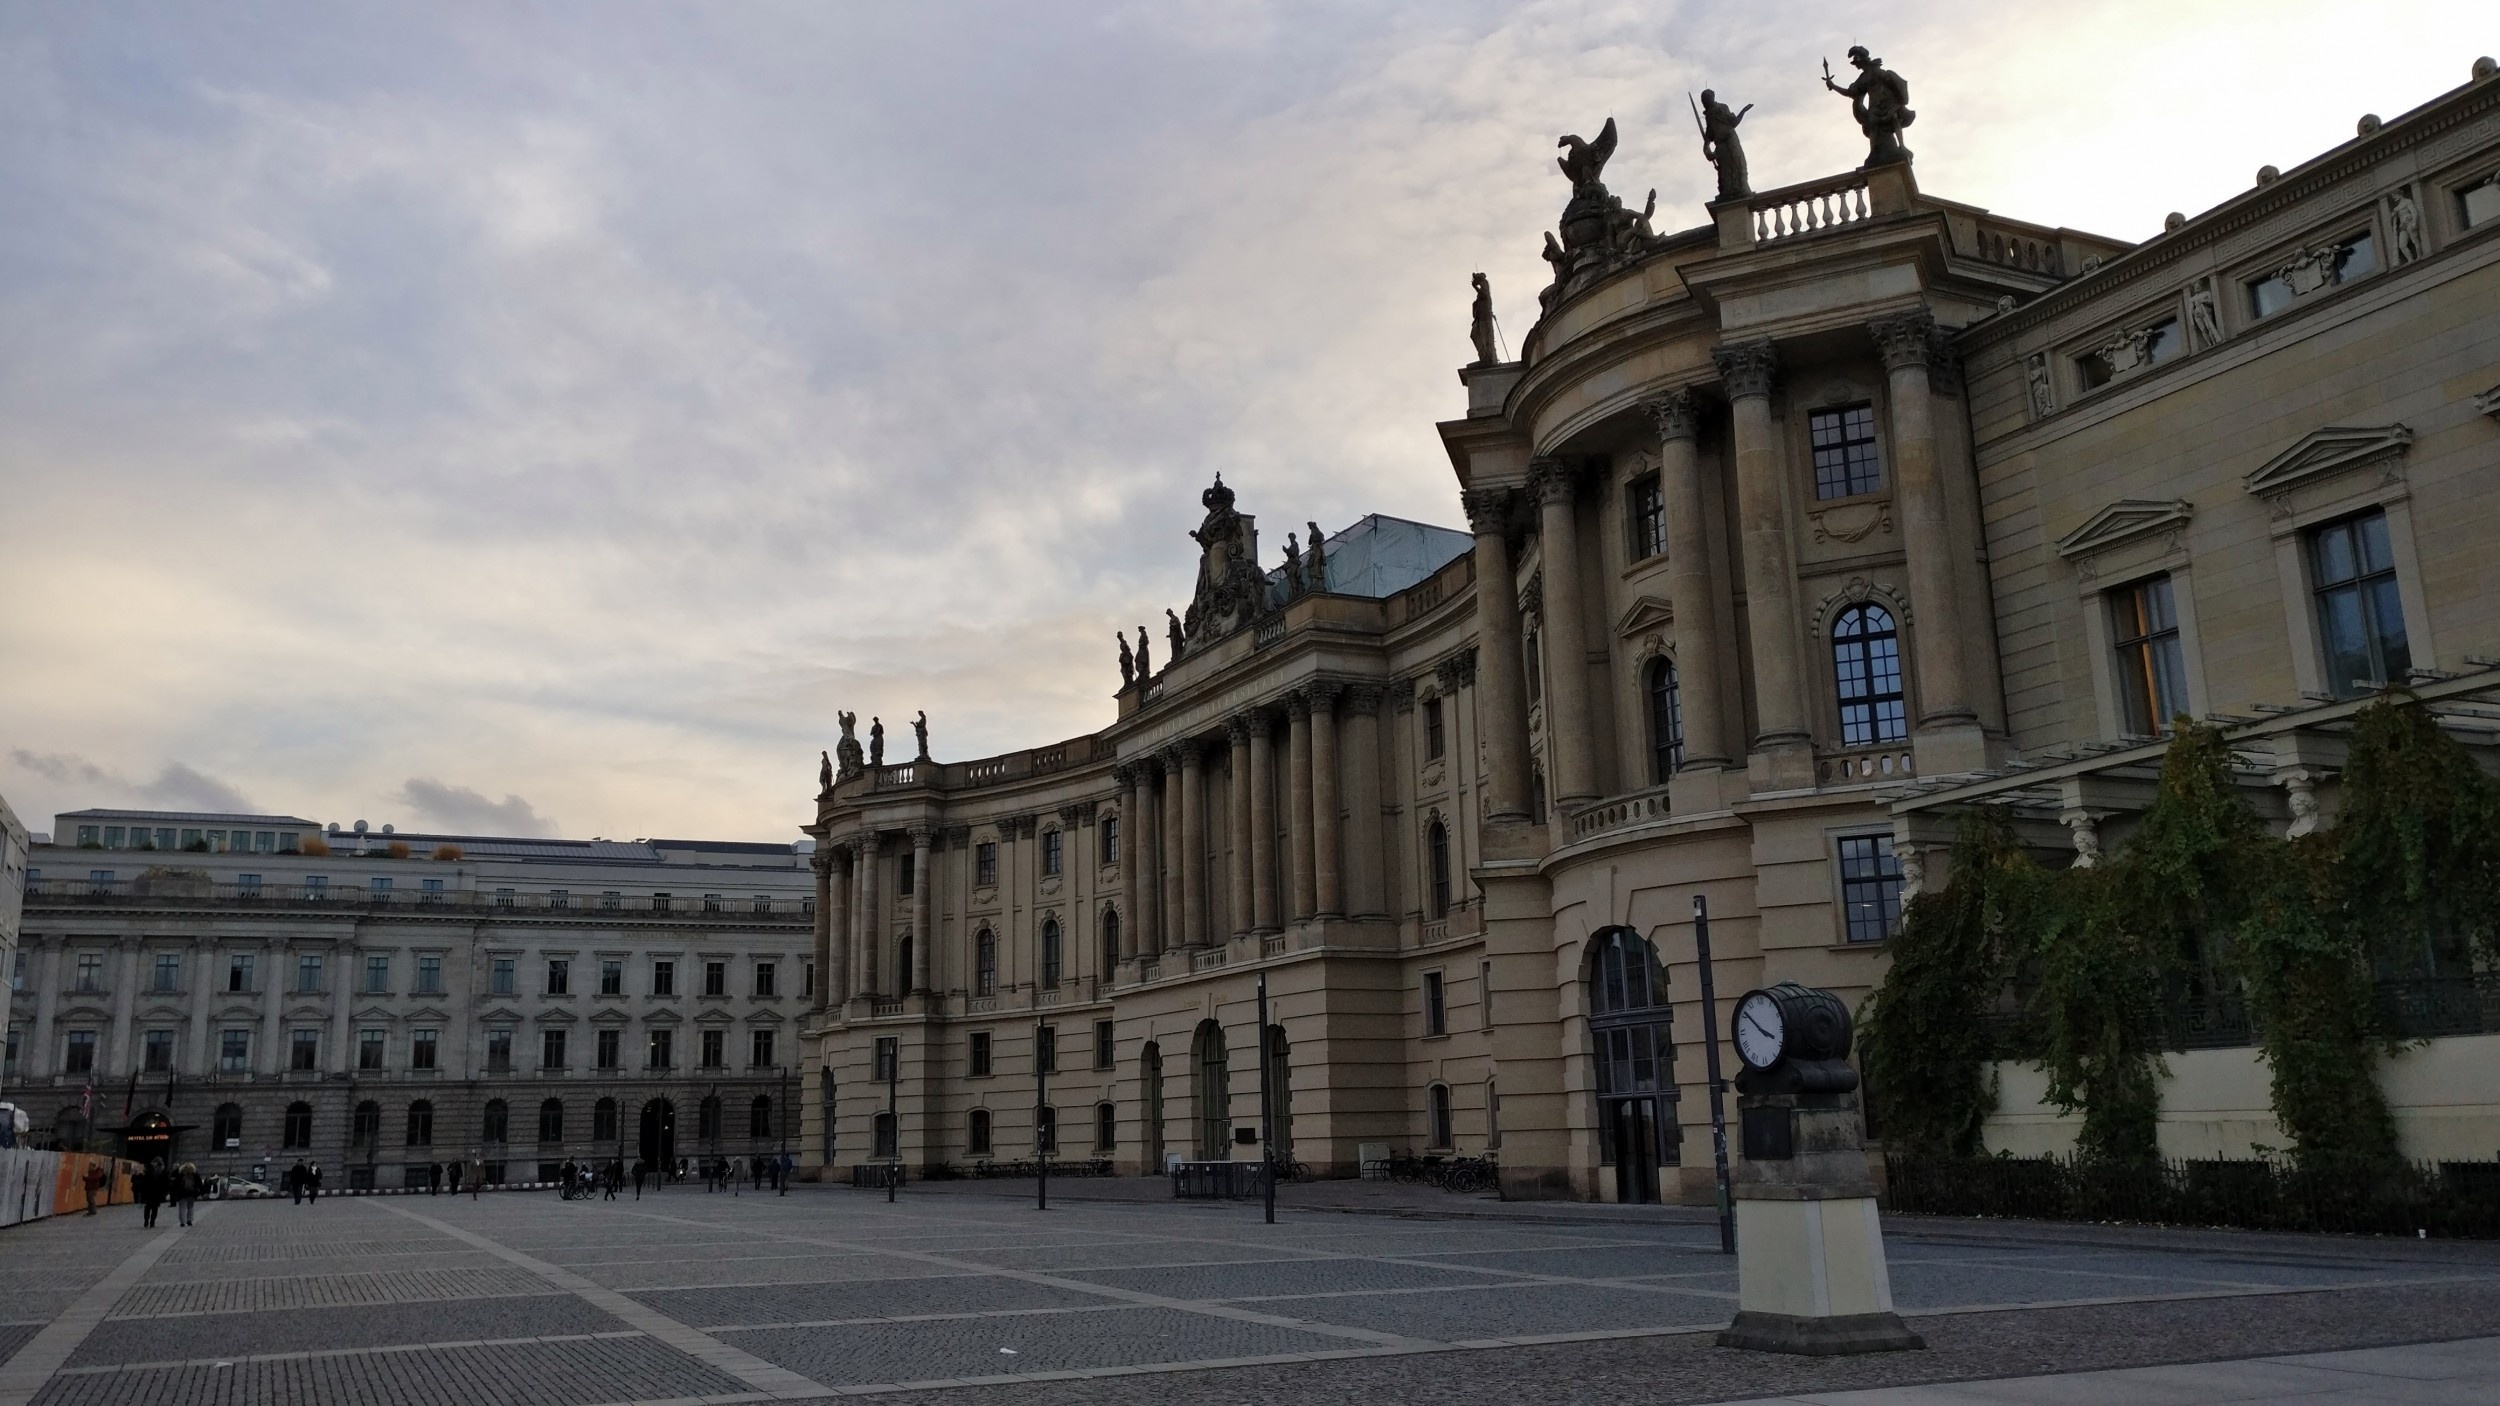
[{"x1": 1717, "y1": 1063, "x2": 1921, "y2": 1353}]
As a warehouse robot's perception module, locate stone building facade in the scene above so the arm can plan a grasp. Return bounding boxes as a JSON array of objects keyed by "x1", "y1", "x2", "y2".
[
  {"x1": 807, "y1": 58, "x2": 2500, "y2": 1201},
  {"x1": 4, "y1": 810, "x2": 814, "y2": 1185}
]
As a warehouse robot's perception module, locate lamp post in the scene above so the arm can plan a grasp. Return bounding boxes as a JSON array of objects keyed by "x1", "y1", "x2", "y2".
[
  {"x1": 1034, "y1": 1019, "x2": 1049, "y2": 1212},
  {"x1": 1693, "y1": 893, "x2": 1736, "y2": 1255},
  {"x1": 778, "y1": 1063, "x2": 790, "y2": 1195},
  {"x1": 884, "y1": 1040, "x2": 899, "y2": 1203},
  {"x1": 1257, "y1": 973, "x2": 1274, "y2": 1225}
]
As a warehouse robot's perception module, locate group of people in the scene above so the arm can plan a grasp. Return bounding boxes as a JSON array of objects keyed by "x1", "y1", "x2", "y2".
[
  {"x1": 284, "y1": 1159, "x2": 324, "y2": 1203},
  {"x1": 417, "y1": 1159, "x2": 486, "y2": 1196},
  {"x1": 546, "y1": 1152, "x2": 798, "y2": 1200},
  {"x1": 127, "y1": 1159, "x2": 205, "y2": 1227},
  {"x1": 557, "y1": 1157, "x2": 630, "y2": 1200},
  {"x1": 700, "y1": 1152, "x2": 795, "y2": 1195}
]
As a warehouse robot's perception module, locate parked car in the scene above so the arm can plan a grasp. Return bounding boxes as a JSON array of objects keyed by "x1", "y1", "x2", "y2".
[{"x1": 211, "y1": 1176, "x2": 273, "y2": 1199}]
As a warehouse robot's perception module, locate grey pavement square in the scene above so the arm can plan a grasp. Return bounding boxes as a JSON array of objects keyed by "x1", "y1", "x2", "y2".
[
  {"x1": 719, "y1": 1305, "x2": 1358, "y2": 1384},
  {"x1": 1064, "y1": 1255, "x2": 1517, "y2": 1300},
  {"x1": 1251, "y1": 1280, "x2": 1733, "y2": 1339},
  {"x1": 32, "y1": 1334, "x2": 748, "y2": 1406},
  {"x1": 632, "y1": 1272, "x2": 1108, "y2": 1327},
  {"x1": 1409, "y1": 1243, "x2": 1735, "y2": 1280},
  {"x1": 68, "y1": 1294, "x2": 624, "y2": 1366}
]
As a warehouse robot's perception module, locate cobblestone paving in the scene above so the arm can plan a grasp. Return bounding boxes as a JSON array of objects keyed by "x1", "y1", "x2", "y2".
[{"x1": 4, "y1": 1183, "x2": 2498, "y2": 1405}]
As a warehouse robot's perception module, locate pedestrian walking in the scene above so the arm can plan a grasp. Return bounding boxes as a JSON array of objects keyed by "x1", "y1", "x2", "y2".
[
  {"x1": 82, "y1": 1161, "x2": 107, "y2": 1214},
  {"x1": 448, "y1": 1160, "x2": 463, "y2": 1196},
  {"x1": 429, "y1": 1161, "x2": 443, "y2": 1195},
  {"x1": 173, "y1": 1162, "x2": 201, "y2": 1227},
  {"x1": 469, "y1": 1158, "x2": 483, "y2": 1199},
  {"x1": 139, "y1": 1160, "x2": 166, "y2": 1227},
  {"x1": 604, "y1": 1159, "x2": 621, "y2": 1201},
  {"x1": 288, "y1": 1159, "x2": 309, "y2": 1205},
  {"x1": 307, "y1": 1162, "x2": 322, "y2": 1203},
  {"x1": 631, "y1": 1159, "x2": 646, "y2": 1199}
]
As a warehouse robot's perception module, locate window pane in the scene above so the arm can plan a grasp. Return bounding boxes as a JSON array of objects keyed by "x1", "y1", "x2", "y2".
[
  {"x1": 2367, "y1": 578, "x2": 2411, "y2": 678},
  {"x1": 2313, "y1": 521, "x2": 2359, "y2": 584}
]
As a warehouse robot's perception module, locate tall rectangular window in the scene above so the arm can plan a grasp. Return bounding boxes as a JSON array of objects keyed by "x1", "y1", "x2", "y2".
[
  {"x1": 1094, "y1": 1018, "x2": 1115, "y2": 1070},
  {"x1": 416, "y1": 955, "x2": 442, "y2": 995},
  {"x1": 751, "y1": 1030, "x2": 775, "y2": 1067},
  {"x1": 541, "y1": 1029, "x2": 566, "y2": 1069},
  {"x1": 652, "y1": 960, "x2": 676, "y2": 997},
  {"x1": 647, "y1": 1029, "x2": 674, "y2": 1069},
  {"x1": 1524, "y1": 629, "x2": 1542, "y2": 703},
  {"x1": 218, "y1": 1028, "x2": 251, "y2": 1073},
  {"x1": 596, "y1": 1029, "x2": 621, "y2": 1069},
  {"x1": 486, "y1": 1028, "x2": 512, "y2": 1073},
  {"x1": 600, "y1": 959, "x2": 623, "y2": 995},
  {"x1": 1423, "y1": 971, "x2": 1447, "y2": 1036},
  {"x1": 151, "y1": 953, "x2": 181, "y2": 993},
  {"x1": 1831, "y1": 604, "x2": 1909, "y2": 746},
  {"x1": 359, "y1": 1029, "x2": 386, "y2": 1070},
  {"x1": 296, "y1": 954, "x2": 323, "y2": 993},
  {"x1": 1809, "y1": 404, "x2": 1883, "y2": 499},
  {"x1": 1481, "y1": 959, "x2": 1495, "y2": 1030},
  {"x1": 143, "y1": 1030, "x2": 175, "y2": 1073},
  {"x1": 1837, "y1": 835, "x2": 1904, "y2": 943},
  {"x1": 1036, "y1": 1025, "x2": 1058, "y2": 1075},
  {"x1": 1100, "y1": 813, "x2": 1120, "y2": 865},
  {"x1": 364, "y1": 955, "x2": 390, "y2": 994},
  {"x1": 370, "y1": 877, "x2": 391, "y2": 899},
  {"x1": 290, "y1": 1029, "x2": 320, "y2": 1071},
  {"x1": 1627, "y1": 472, "x2": 1666, "y2": 559},
  {"x1": 227, "y1": 954, "x2": 254, "y2": 993},
  {"x1": 411, "y1": 1029, "x2": 438, "y2": 1070},
  {"x1": 1424, "y1": 698, "x2": 1445, "y2": 759},
  {"x1": 491, "y1": 958, "x2": 516, "y2": 996},
  {"x1": 873, "y1": 1036, "x2": 898, "y2": 1084},
  {"x1": 74, "y1": 953, "x2": 103, "y2": 993},
  {"x1": 701, "y1": 1029, "x2": 725, "y2": 1068},
  {"x1": 968, "y1": 1030, "x2": 993, "y2": 1077},
  {"x1": 897, "y1": 853, "x2": 915, "y2": 896},
  {"x1": 65, "y1": 1030, "x2": 98, "y2": 1074},
  {"x1": 704, "y1": 960, "x2": 727, "y2": 997},
  {"x1": 1042, "y1": 828, "x2": 1064, "y2": 877},
  {"x1": 2111, "y1": 574, "x2": 2189, "y2": 736},
  {"x1": 975, "y1": 842, "x2": 998, "y2": 887},
  {"x1": 2311, "y1": 509, "x2": 2410, "y2": 699},
  {"x1": 754, "y1": 962, "x2": 776, "y2": 997},
  {"x1": 545, "y1": 959, "x2": 569, "y2": 995}
]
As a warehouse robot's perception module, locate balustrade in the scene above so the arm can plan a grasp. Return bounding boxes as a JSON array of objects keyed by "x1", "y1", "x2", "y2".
[{"x1": 1752, "y1": 174, "x2": 1872, "y2": 245}]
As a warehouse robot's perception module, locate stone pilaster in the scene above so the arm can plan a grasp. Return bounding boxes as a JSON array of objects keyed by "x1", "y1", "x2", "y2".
[
  {"x1": 1711, "y1": 339, "x2": 1814, "y2": 784},
  {"x1": 1343, "y1": 683, "x2": 1389, "y2": 918},
  {"x1": 1226, "y1": 716, "x2": 1255, "y2": 941},
  {"x1": 1309, "y1": 682, "x2": 1345, "y2": 917},
  {"x1": 1462, "y1": 487, "x2": 1537, "y2": 825},
  {"x1": 1529, "y1": 458, "x2": 1599, "y2": 809}
]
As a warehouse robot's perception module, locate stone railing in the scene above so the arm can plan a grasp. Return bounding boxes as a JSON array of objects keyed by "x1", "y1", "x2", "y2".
[
  {"x1": 1568, "y1": 783, "x2": 1674, "y2": 841},
  {"x1": 1968, "y1": 219, "x2": 2065, "y2": 275},
  {"x1": 1254, "y1": 614, "x2": 1288, "y2": 647},
  {"x1": 966, "y1": 995, "x2": 999, "y2": 1014},
  {"x1": 870, "y1": 1000, "x2": 905, "y2": 1018},
  {"x1": 25, "y1": 879, "x2": 811, "y2": 917},
  {"x1": 1752, "y1": 172, "x2": 1872, "y2": 245},
  {"x1": 1191, "y1": 948, "x2": 1226, "y2": 972},
  {"x1": 1819, "y1": 747, "x2": 1916, "y2": 785},
  {"x1": 962, "y1": 758, "x2": 1009, "y2": 784}
]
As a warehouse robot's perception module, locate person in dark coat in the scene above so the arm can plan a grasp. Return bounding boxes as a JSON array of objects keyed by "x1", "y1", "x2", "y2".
[
  {"x1": 288, "y1": 1159, "x2": 309, "y2": 1205},
  {"x1": 448, "y1": 1160, "x2": 463, "y2": 1196},
  {"x1": 631, "y1": 1158, "x2": 646, "y2": 1199},
  {"x1": 428, "y1": 1161, "x2": 443, "y2": 1194},
  {"x1": 173, "y1": 1162, "x2": 202, "y2": 1227},
  {"x1": 139, "y1": 1160, "x2": 167, "y2": 1227}
]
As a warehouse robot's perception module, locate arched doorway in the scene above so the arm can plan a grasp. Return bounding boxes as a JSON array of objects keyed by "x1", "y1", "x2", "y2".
[
  {"x1": 1265, "y1": 1025, "x2": 1292, "y2": 1158},
  {"x1": 1587, "y1": 925, "x2": 1678, "y2": 1204},
  {"x1": 1190, "y1": 1019, "x2": 1228, "y2": 1160},
  {"x1": 1140, "y1": 1041, "x2": 1165, "y2": 1172},
  {"x1": 639, "y1": 1098, "x2": 677, "y2": 1170}
]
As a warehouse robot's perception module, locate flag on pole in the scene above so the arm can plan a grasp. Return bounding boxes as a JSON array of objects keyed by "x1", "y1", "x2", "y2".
[{"x1": 124, "y1": 1070, "x2": 141, "y2": 1119}]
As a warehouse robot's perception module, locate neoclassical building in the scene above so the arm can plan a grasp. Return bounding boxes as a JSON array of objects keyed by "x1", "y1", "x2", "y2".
[
  {"x1": 5, "y1": 810, "x2": 815, "y2": 1185},
  {"x1": 800, "y1": 58, "x2": 2500, "y2": 1200}
]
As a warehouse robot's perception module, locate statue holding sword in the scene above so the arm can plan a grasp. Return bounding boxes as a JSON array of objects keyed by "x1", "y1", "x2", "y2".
[{"x1": 1689, "y1": 89, "x2": 1753, "y2": 201}]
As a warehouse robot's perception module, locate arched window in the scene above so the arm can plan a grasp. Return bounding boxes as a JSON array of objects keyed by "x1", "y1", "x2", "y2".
[
  {"x1": 1040, "y1": 918, "x2": 1063, "y2": 989},
  {"x1": 1100, "y1": 908, "x2": 1122, "y2": 974},
  {"x1": 482, "y1": 1099, "x2": 509, "y2": 1145},
  {"x1": 405, "y1": 1099, "x2": 434, "y2": 1147},
  {"x1": 1191, "y1": 1019, "x2": 1228, "y2": 1160},
  {"x1": 975, "y1": 929, "x2": 998, "y2": 996},
  {"x1": 968, "y1": 1107, "x2": 993, "y2": 1156},
  {"x1": 1427, "y1": 1083, "x2": 1454, "y2": 1149},
  {"x1": 1035, "y1": 1104, "x2": 1058, "y2": 1154},
  {"x1": 212, "y1": 1103, "x2": 242, "y2": 1149},
  {"x1": 1648, "y1": 657, "x2": 1684, "y2": 783},
  {"x1": 1427, "y1": 820, "x2": 1452, "y2": 918},
  {"x1": 351, "y1": 1101, "x2": 381, "y2": 1150},
  {"x1": 593, "y1": 1097, "x2": 619, "y2": 1143},
  {"x1": 282, "y1": 1101, "x2": 314, "y2": 1149},
  {"x1": 749, "y1": 1096, "x2": 773, "y2": 1140},
  {"x1": 1094, "y1": 1101, "x2": 1116, "y2": 1151},
  {"x1": 1587, "y1": 926, "x2": 1678, "y2": 1203},
  {"x1": 1832, "y1": 603, "x2": 1908, "y2": 745},
  {"x1": 699, "y1": 1095, "x2": 723, "y2": 1143},
  {"x1": 538, "y1": 1099, "x2": 564, "y2": 1143}
]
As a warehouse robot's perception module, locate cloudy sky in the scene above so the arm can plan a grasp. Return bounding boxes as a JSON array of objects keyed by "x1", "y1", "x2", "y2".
[{"x1": 0, "y1": 2, "x2": 2488, "y2": 842}]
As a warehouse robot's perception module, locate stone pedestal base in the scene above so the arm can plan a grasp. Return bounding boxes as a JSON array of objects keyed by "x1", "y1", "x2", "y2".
[{"x1": 1718, "y1": 1309, "x2": 1924, "y2": 1356}]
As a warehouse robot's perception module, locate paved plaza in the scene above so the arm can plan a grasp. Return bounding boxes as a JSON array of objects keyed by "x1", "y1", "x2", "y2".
[{"x1": 3, "y1": 1182, "x2": 2499, "y2": 1405}]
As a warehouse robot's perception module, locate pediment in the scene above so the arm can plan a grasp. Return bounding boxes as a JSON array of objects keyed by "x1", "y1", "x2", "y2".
[
  {"x1": 742, "y1": 1010, "x2": 791, "y2": 1026},
  {"x1": 477, "y1": 1005, "x2": 526, "y2": 1024},
  {"x1": 399, "y1": 1005, "x2": 450, "y2": 1023},
  {"x1": 353, "y1": 1003, "x2": 401, "y2": 1022},
  {"x1": 139, "y1": 1000, "x2": 189, "y2": 1020},
  {"x1": 2057, "y1": 498, "x2": 2193, "y2": 559},
  {"x1": 641, "y1": 1009, "x2": 685, "y2": 1027},
  {"x1": 2244, "y1": 424, "x2": 2411, "y2": 498},
  {"x1": 283, "y1": 1002, "x2": 328, "y2": 1022},
  {"x1": 1614, "y1": 594, "x2": 1674, "y2": 637},
  {"x1": 590, "y1": 1011, "x2": 632, "y2": 1028},
  {"x1": 212, "y1": 1001, "x2": 263, "y2": 1023},
  {"x1": 533, "y1": 1009, "x2": 580, "y2": 1026},
  {"x1": 694, "y1": 1011, "x2": 739, "y2": 1027}
]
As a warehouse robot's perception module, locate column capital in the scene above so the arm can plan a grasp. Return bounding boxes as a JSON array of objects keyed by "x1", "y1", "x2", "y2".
[
  {"x1": 1159, "y1": 739, "x2": 1200, "y2": 768},
  {"x1": 1225, "y1": 713, "x2": 1256, "y2": 744},
  {"x1": 1642, "y1": 389, "x2": 1702, "y2": 442},
  {"x1": 1925, "y1": 321, "x2": 1964, "y2": 396},
  {"x1": 1870, "y1": 309, "x2": 1938, "y2": 370},
  {"x1": 1056, "y1": 800, "x2": 1097, "y2": 826},
  {"x1": 1303, "y1": 679, "x2": 1344, "y2": 710},
  {"x1": 1389, "y1": 677, "x2": 1418, "y2": 711},
  {"x1": 1434, "y1": 646, "x2": 1479, "y2": 690},
  {"x1": 1284, "y1": 690, "x2": 1312, "y2": 720},
  {"x1": 1459, "y1": 486, "x2": 1515, "y2": 536},
  {"x1": 1343, "y1": 682, "x2": 1387, "y2": 715},
  {"x1": 1526, "y1": 457, "x2": 1580, "y2": 507},
  {"x1": 1110, "y1": 761, "x2": 1137, "y2": 787},
  {"x1": 1710, "y1": 339, "x2": 1780, "y2": 399},
  {"x1": 810, "y1": 848, "x2": 835, "y2": 875},
  {"x1": 906, "y1": 824, "x2": 937, "y2": 848}
]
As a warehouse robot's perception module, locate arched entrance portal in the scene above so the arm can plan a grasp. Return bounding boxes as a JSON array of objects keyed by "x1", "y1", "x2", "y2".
[
  {"x1": 1140, "y1": 1042, "x2": 1165, "y2": 1172},
  {"x1": 1587, "y1": 926, "x2": 1678, "y2": 1204},
  {"x1": 639, "y1": 1098, "x2": 677, "y2": 1171},
  {"x1": 1190, "y1": 1020, "x2": 1228, "y2": 1160}
]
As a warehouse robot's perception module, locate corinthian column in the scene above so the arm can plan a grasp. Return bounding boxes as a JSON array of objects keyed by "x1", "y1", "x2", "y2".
[
  {"x1": 1226, "y1": 717, "x2": 1255, "y2": 940},
  {"x1": 1285, "y1": 693, "x2": 1316, "y2": 921},
  {"x1": 1870, "y1": 310, "x2": 1976, "y2": 727},
  {"x1": 1343, "y1": 684, "x2": 1388, "y2": 918},
  {"x1": 1120, "y1": 764, "x2": 1157, "y2": 957},
  {"x1": 1160, "y1": 754, "x2": 1186, "y2": 947},
  {"x1": 909, "y1": 825, "x2": 935, "y2": 992},
  {"x1": 1642, "y1": 390, "x2": 1734, "y2": 770},
  {"x1": 1309, "y1": 683, "x2": 1344, "y2": 917},
  {"x1": 1461, "y1": 487, "x2": 1535, "y2": 824},
  {"x1": 1529, "y1": 459, "x2": 1599, "y2": 808},
  {"x1": 810, "y1": 848, "x2": 835, "y2": 1014},
  {"x1": 1177, "y1": 740, "x2": 1208, "y2": 946},
  {"x1": 856, "y1": 835, "x2": 880, "y2": 995},
  {"x1": 1710, "y1": 340, "x2": 1813, "y2": 765},
  {"x1": 1249, "y1": 712, "x2": 1279, "y2": 931},
  {"x1": 825, "y1": 842, "x2": 853, "y2": 1009}
]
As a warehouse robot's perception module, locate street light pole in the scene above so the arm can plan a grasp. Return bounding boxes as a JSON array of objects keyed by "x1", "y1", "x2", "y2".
[
  {"x1": 778, "y1": 1063, "x2": 790, "y2": 1195},
  {"x1": 884, "y1": 1042, "x2": 898, "y2": 1203},
  {"x1": 1035, "y1": 1019, "x2": 1049, "y2": 1212},
  {"x1": 1693, "y1": 893, "x2": 1736, "y2": 1255},
  {"x1": 1257, "y1": 973, "x2": 1274, "y2": 1225}
]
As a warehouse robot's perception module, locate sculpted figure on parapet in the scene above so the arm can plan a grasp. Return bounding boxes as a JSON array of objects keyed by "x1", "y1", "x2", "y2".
[
  {"x1": 1539, "y1": 116, "x2": 1660, "y2": 312},
  {"x1": 1825, "y1": 45, "x2": 1914, "y2": 167},
  {"x1": 1181, "y1": 473, "x2": 1268, "y2": 644},
  {"x1": 868, "y1": 716, "x2": 885, "y2": 768},
  {"x1": 834, "y1": 711, "x2": 865, "y2": 779}
]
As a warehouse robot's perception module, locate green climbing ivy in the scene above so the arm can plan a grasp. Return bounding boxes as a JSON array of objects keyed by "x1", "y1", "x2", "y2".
[{"x1": 1860, "y1": 809, "x2": 2032, "y2": 1157}]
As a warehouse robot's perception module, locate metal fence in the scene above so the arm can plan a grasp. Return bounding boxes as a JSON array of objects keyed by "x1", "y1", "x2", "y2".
[
  {"x1": 1883, "y1": 1152, "x2": 2500, "y2": 1238},
  {"x1": 1171, "y1": 1159, "x2": 1270, "y2": 1200}
]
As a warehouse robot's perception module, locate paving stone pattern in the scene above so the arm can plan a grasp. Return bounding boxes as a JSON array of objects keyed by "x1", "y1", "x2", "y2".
[{"x1": 3, "y1": 1183, "x2": 2499, "y2": 1405}]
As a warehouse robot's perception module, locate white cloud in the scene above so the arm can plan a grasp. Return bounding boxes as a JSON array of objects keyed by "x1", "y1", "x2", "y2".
[{"x1": 394, "y1": 778, "x2": 560, "y2": 838}]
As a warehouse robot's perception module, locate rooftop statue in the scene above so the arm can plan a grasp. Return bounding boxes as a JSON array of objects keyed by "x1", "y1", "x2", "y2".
[
  {"x1": 1692, "y1": 89, "x2": 1753, "y2": 201},
  {"x1": 1282, "y1": 532, "x2": 1306, "y2": 598},
  {"x1": 1824, "y1": 46, "x2": 1914, "y2": 167},
  {"x1": 868, "y1": 716, "x2": 885, "y2": 769},
  {"x1": 835, "y1": 711, "x2": 865, "y2": 779},
  {"x1": 819, "y1": 749, "x2": 833, "y2": 793},
  {"x1": 1306, "y1": 521, "x2": 1329, "y2": 593},
  {"x1": 1166, "y1": 607, "x2": 1186, "y2": 661},
  {"x1": 1469, "y1": 273, "x2": 1498, "y2": 366},
  {"x1": 1117, "y1": 630, "x2": 1136, "y2": 688},
  {"x1": 912, "y1": 710, "x2": 930, "y2": 761},
  {"x1": 1540, "y1": 116, "x2": 1655, "y2": 312},
  {"x1": 1136, "y1": 624, "x2": 1152, "y2": 679},
  {"x1": 1183, "y1": 474, "x2": 1268, "y2": 643}
]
